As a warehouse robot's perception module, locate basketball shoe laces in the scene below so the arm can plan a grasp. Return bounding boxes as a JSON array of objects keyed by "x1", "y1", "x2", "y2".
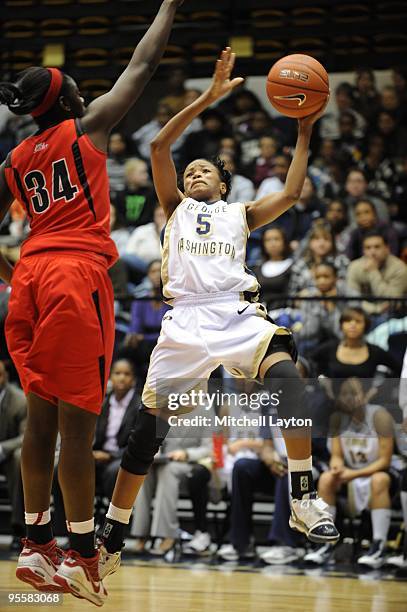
[
  {"x1": 21, "y1": 538, "x2": 65, "y2": 568},
  {"x1": 64, "y1": 549, "x2": 100, "y2": 584},
  {"x1": 298, "y1": 493, "x2": 332, "y2": 519}
]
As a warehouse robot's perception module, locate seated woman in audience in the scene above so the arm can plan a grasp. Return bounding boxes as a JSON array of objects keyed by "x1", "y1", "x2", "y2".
[
  {"x1": 347, "y1": 199, "x2": 399, "y2": 260},
  {"x1": 119, "y1": 260, "x2": 170, "y2": 382},
  {"x1": 252, "y1": 228, "x2": 293, "y2": 310},
  {"x1": 310, "y1": 306, "x2": 401, "y2": 402},
  {"x1": 288, "y1": 221, "x2": 349, "y2": 295}
]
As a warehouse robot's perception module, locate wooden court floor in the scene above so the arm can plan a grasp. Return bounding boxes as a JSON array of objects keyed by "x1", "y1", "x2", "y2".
[{"x1": 1, "y1": 560, "x2": 406, "y2": 612}]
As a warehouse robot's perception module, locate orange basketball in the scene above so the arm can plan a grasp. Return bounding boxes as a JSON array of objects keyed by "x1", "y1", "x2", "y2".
[{"x1": 266, "y1": 54, "x2": 329, "y2": 118}]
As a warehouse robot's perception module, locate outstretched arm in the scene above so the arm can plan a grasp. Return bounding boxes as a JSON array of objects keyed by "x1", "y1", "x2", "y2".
[
  {"x1": 246, "y1": 104, "x2": 327, "y2": 231},
  {"x1": 82, "y1": 0, "x2": 184, "y2": 143},
  {"x1": 151, "y1": 47, "x2": 244, "y2": 219}
]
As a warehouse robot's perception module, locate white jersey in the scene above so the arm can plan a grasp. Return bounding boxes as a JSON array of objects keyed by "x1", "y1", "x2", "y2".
[
  {"x1": 339, "y1": 404, "x2": 381, "y2": 469},
  {"x1": 161, "y1": 197, "x2": 258, "y2": 300}
]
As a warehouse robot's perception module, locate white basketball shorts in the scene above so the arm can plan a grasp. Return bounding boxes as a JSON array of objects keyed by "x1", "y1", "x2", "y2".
[{"x1": 142, "y1": 292, "x2": 291, "y2": 412}]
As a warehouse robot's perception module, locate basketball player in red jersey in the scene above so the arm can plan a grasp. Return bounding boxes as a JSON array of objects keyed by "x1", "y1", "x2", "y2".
[{"x1": 0, "y1": 0, "x2": 184, "y2": 605}]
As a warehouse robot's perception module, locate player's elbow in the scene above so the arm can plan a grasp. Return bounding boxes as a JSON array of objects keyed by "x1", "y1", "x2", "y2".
[
  {"x1": 150, "y1": 138, "x2": 165, "y2": 153},
  {"x1": 283, "y1": 188, "x2": 301, "y2": 204}
]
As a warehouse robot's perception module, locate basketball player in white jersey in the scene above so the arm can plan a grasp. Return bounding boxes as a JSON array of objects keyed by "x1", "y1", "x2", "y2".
[
  {"x1": 305, "y1": 377, "x2": 395, "y2": 567},
  {"x1": 99, "y1": 47, "x2": 338, "y2": 575}
]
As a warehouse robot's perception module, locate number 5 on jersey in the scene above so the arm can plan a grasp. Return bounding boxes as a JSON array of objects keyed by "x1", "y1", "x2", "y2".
[
  {"x1": 196, "y1": 213, "x2": 212, "y2": 236},
  {"x1": 24, "y1": 158, "x2": 79, "y2": 214}
]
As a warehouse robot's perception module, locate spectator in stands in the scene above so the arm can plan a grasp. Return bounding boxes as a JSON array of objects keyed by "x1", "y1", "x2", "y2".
[
  {"x1": 379, "y1": 86, "x2": 405, "y2": 125},
  {"x1": 320, "y1": 82, "x2": 365, "y2": 141},
  {"x1": 123, "y1": 203, "x2": 166, "y2": 282},
  {"x1": 181, "y1": 108, "x2": 231, "y2": 165},
  {"x1": 52, "y1": 360, "x2": 139, "y2": 532},
  {"x1": 107, "y1": 132, "x2": 130, "y2": 199},
  {"x1": 271, "y1": 176, "x2": 326, "y2": 250},
  {"x1": 113, "y1": 158, "x2": 156, "y2": 229},
  {"x1": 252, "y1": 228, "x2": 293, "y2": 310},
  {"x1": 119, "y1": 260, "x2": 170, "y2": 381},
  {"x1": 305, "y1": 377, "x2": 394, "y2": 568},
  {"x1": 239, "y1": 110, "x2": 283, "y2": 167},
  {"x1": 310, "y1": 307, "x2": 400, "y2": 400},
  {"x1": 335, "y1": 111, "x2": 363, "y2": 166},
  {"x1": 288, "y1": 221, "x2": 349, "y2": 295},
  {"x1": 358, "y1": 134, "x2": 398, "y2": 200},
  {"x1": 132, "y1": 102, "x2": 177, "y2": 161},
  {"x1": 110, "y1": 204, "x2": 130, "y2": 257},
  {"x1": 296, "y1": 262, "x2": 348, "y2": 353},
  {"x1": 324, "y1": 200, "x2": 351, "y2": 255},
  {"x1": 392, "y1": 68, "x2": 407, "y2": 105},
  {"x1": 353, "y1": 68, "x2": 380, "y2": 122},
  {"x1": 346, "y1": 230, "x2": 407, "y2": 314},
  {"x1": 181, "y1": 461, "x2": 214, "y2": 555},
  {"x1": 375, "y1": 111, "x2": 407, "y2": 160},
  {"x1": 131, "y1": 427, "x2": 212, "y2": 555},
  {"x1": 160, "y1": 67, "x2": 188, "y2": 114},
  {"x1": 342, "y1": 168, "x2": 389, "y2": 222},
  {"x1": 218, "y1": 152, "x2": 255, "y2": 204},
  {"x1": 347, "y1": 200, "x2": 399, "y2": 260},
  {"x1": 251, "y1": 136, "x2": 279, "y2": 188},
  {"x1": 217, "y1": 88, "x2": 264, "y2": 135},
  {"x1": 309, "y1": 139, "x2": 340, "y2": 198},
  {"x1": 0, "y1": 361, "x2": 26, "y2": 550},
  {"x1": 256, "y1": 154, "x2": 290, "y2": 198}
]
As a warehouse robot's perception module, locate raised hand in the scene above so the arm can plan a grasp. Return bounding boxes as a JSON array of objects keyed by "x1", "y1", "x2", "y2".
[{"x1": 207, "y1": 47, "x2": 244, "y2": 103}]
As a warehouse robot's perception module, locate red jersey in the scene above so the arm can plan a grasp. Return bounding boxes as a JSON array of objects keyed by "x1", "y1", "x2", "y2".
[{"x1": 4, "y1": 119, "x2": 118, "y2": 267}]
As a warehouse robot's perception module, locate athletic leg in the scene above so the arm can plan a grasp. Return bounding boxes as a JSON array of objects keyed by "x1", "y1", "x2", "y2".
[
  {"x1": 357, "y1": 472, "x2": 391, "y2": 568},
  {"x1": 16, "y1": 393, "x2": 63, "y2": 591},
  {"x1": 53, "y1": 400, "x2": 107, "y2": 606},
  {"x1": 259, "y1": 351, "x2": 339, "y2": 543}
]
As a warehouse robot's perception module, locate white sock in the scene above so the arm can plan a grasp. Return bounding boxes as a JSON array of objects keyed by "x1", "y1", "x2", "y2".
[
  {"x1": 327, "y1": 505, "x2": 337, "y2": 521},
  {"x1": 287, "y1": 456, "x2": 313, "y2": 472},
  {"x1": 371, "y1": 508, "x2": 391, "y2": 544},
  {"x1": 106, "y1": 503, "x2": 132, "y2": 525},
  {"x1": 66, "y1": 518, "x2": 94, "y2": 534},
  {"x1": 25, "y1": 509, "x2": 51, "y2": 525}
]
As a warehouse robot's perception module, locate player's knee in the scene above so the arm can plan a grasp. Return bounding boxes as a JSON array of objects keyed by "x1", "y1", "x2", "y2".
[
  {"x1": 370, "y1": 471, "x2": 390, "y2": 494},
  {"x1": 401, "y1": 468, "x2": 407, "y2": 492},
  {"x1": 121, "y1": 409, "x2": 170, "y2": 476},
  {"x1": 263, "y1": 359, "x2": 307, "y2": 423}
]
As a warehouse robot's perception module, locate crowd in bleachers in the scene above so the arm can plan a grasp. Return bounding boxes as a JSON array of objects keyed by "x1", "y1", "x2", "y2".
[{"x1": 0, "y1": 65, "x2": 406, "y2": 570}]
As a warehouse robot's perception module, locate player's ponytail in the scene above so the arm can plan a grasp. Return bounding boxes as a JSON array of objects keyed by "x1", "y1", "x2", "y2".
[
  {"x1": 0, "y1": 82, "x2": 23, "y2": 112},
  {"x1": 0, "y1": 67, "x2": 64, "y2": 117}
]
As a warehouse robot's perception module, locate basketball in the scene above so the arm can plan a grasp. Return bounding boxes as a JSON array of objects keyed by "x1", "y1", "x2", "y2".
[{"x1": 266, "y1": 54, "x2": 329, "y2": 118}]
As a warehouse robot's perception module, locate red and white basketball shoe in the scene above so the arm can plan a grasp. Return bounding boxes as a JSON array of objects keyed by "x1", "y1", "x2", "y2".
[
  {"x1": 53, "y1": 549, "x2": 107, "y2": 607},
  {"x1": 16, "y1": 538, "x2": 66, "y2": 592}
]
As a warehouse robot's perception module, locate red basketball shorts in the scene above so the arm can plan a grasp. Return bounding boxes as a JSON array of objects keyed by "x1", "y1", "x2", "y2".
[{"x1": 5, "y1": 251, "x2": 115, "y2": 414}]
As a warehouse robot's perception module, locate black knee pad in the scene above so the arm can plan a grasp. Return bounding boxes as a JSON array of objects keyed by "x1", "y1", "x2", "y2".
[
  {"x1": 263, "y1": 359, "x2": 310, "y2": 427},
  {"x1": 121, "y1": 410, "x2": 170, "y2": 475},
  {"x1": 401, "y1": 468, "x2": 407, "y2": 492}
]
